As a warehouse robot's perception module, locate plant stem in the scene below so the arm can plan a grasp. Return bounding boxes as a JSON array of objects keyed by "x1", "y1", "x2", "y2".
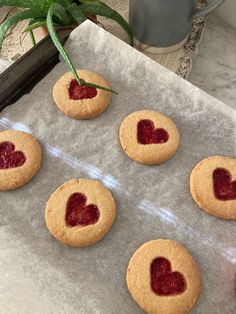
[{"x1": 29, "y1": 29, "x2": 36, "y2": 46}]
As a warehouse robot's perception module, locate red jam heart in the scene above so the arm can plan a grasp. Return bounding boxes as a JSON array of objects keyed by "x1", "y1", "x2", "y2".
[
  {"x1": 65, "y1": 192, "x2": 100, "y2": 227},
  {"x1": 213, "y1": 168, "x2": 236, "y2": 201},
  {"x1": 68, "y1": 79, "x2": 97, "y2": 100},
  {"x1": 137, "y1": 119, "x2": 169, "y2": 145},
  {"x1": 150, "y1": 257, "x2": 187, "y2": 296},
  {"x1": 0, "y1": 141, "x2": 26, "y2": 169}
]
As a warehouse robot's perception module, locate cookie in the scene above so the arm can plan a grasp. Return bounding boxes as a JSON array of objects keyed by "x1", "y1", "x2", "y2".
[
  {"x1": 0, "y1": 130, "x2": 42, "y2": 191},
  {"x1": 126, "y1": 239, "x2": 201, "y2": 314},
  {"x1": 45, "y1": 179, "x2": 116, "y2": 247},
  {"x1": 190, "y1": 156, "x2": 236, "y2": 220},
  {"x1": 53, "y1": 70, "x2": 112, "y2": 120},
  {"x1": 119, "y1": 110, "x2": 180, "y2": 165}
]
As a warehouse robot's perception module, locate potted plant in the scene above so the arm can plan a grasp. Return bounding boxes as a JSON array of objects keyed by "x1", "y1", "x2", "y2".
[{"x1": 0, "y1": 0, "x2": 133, "y2": 93}]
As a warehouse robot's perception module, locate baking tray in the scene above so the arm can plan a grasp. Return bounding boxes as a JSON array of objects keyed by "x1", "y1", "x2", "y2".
[{"x1": 0, "y1": 20, "x2": 235, "y2": 314}]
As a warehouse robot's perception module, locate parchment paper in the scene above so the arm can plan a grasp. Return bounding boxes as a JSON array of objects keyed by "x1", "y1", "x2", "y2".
[{"x1": 0, "y1": 20, "x2": 235, "y2": 314}]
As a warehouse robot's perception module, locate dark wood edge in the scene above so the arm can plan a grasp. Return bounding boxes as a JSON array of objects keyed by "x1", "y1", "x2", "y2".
[{"x1": 0, "y1": 28, "x2": 72, "y2": 111}]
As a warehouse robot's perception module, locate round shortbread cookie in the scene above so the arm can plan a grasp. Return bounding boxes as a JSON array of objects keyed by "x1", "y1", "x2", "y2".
[
  {"x1": 53, "y1": 70, "x2": 112, "y2": 120},
  {"x1": 45, "y1": 179, "x2": 116, "y2": 247},
  {"x1": 126, "y1": 239, "x2": 201, "y2": 314},
  {"x1": 190, "y1": 156, "x2": 236, "y2": 220},
  {"x1": 0, "y1": 130, "x2": 42, "y2": 191},
  {"x1": 119, "y1": 110, "x2": 180, "y2": 165}
]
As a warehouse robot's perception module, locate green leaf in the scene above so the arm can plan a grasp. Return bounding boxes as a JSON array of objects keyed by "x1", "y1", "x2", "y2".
[
  {"x1": 80, "y1": 80, "x2": 118, "y2": 94},
  {"x1": 66, "y1": 3, "x2": 87, "y2": 24},
  {"x1": 0, "y1": 0, "x2": 47, "y2": 12},
  {"x1": 29, "y1": 17, "x2": 46, "y2": 25},
  {"x1": 29, "y1": 28, "x2": 36, "y2": 46},
  {"x1": 46, "y1": 2, "x2": 74, "y2": 25},
  {"x1": 24, "y1": 20, "x2": 47, "y2": 32},
  {"x1": 47, "y1": 3, "x2": 81, "y2": 84},
  {"x1": 0, "y1": 0, "x2": 38, "y2": 8},
  {"x1": 0, "y1": 9, "x2": 43, "y2": 49},
  {"x1": 79, "y1": 0, "x2": 101, "y2": 4},
  {"x1": 80, "y1": 1, "x2": 133, "y2": 45},
  {"x1": 47, "y1": 3, "x2": 117, "y2": 93},
  {"x1": 53, "y1": 4, "x2": 73, "y2": 25}
]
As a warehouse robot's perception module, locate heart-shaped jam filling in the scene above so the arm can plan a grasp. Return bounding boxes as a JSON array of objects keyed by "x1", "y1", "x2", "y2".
[
  {"x1": 137, "y1": 119, "x2": 169, "y2": 145},
  {"x1": 213, "y1": 168, "x2": 236, "y2": 201},
  {"x1": 150, "y1": 257, "x2": 187, "y2": 296},
  {"x1": 68, "y1": 79, "x2": 97, "y2": 100},
  {"x1": 65, "y1": 192, "x2": 100, "y2": 227},
  {"x1": 0, "y1": 141, "x2": 26, "y2": 169}
]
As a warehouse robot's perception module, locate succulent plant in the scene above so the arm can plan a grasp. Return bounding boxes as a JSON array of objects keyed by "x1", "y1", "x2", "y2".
[{"x1": 0, "y1": 0, "x2": 133, "y2": 93}]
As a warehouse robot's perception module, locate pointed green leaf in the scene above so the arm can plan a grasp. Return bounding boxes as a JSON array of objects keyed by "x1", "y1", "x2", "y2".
[
  {"x1": 24, "y1": 20, "x2": 47, "y2": 32},
  {"x1": 47, "y1": 2, "x2": 117, "y2": 93},
  {"x1": 0, "y1": 9, "x2": 43, "y2": 49},
  {"x1": 80, "y1": 80, "x2": 118, "y2": 94},
  {"x1": 47, "y1": 3, "x2": 81, "y2": 84},
  {"x1": 0, "y1": 0, "x2": 47, "y2": 12},
  {"x1": 66, "y1": 3, "x2": 87, "y2": 24},
  {"x1": 29, "y1": 29, "x2": 36, "y2": 46}
]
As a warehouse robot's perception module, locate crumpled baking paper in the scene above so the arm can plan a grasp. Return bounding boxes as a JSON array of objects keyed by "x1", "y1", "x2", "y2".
[{"x1": 0, "y1": 20, "x2": 235, "y2": 314}]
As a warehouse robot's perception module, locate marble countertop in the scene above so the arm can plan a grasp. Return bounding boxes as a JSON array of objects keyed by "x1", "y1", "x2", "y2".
[{"x1": 189, "y1": 14, "x2": 236, "y2": 110}]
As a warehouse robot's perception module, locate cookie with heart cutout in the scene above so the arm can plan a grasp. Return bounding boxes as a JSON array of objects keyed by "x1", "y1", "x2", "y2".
[
  {"x1": 0, "y1": 129, "x2": 42, "y2": 191},
  {"x1": 190, "y1": 156, "x2": 236, "y2": 220},
  {"x1": 119, "y1": 110, "x2": 180, "y2": 165},
  {"x1": 126, "y1": 239, "x2": 201, "y2": 314},
  {"x1": 53, "y1": 70, "x2": 112, "y2": 120},
  {"x1": 45, "y1": 179, "x2": 116, "y2": 247}
]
